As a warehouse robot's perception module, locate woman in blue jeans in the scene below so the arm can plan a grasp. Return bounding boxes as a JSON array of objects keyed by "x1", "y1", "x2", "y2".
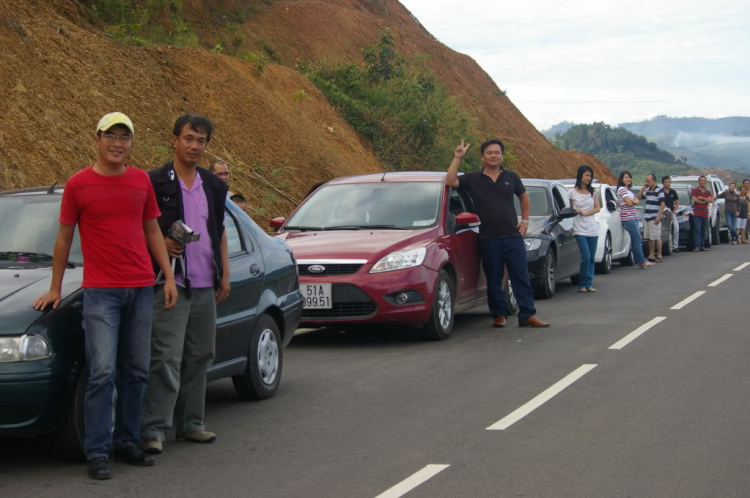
[
  {"x1": 569, "y1": 165, "x2": 601, "y2": 292},
  {"x1": 617, "y1": 171, "x2": 653, "y2": 269}
]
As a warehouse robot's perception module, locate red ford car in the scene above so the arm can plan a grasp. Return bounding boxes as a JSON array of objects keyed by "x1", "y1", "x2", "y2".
[{"x1": 270, "y1": 172, "x2": 515, "y2": 340}]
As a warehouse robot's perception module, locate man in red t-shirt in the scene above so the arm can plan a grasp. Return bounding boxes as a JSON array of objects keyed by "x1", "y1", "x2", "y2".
[
  {"x1": 33, "y1": 112, "x2": 178, "y2": 480},
  {"x1": 691, "y1": 175, "x2": 715, "y2": 252}
]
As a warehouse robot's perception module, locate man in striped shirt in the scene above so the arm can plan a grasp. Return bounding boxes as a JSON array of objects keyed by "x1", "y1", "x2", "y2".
[{"x1": 637, "y1": 174, "x2": 666, "y2": 262}]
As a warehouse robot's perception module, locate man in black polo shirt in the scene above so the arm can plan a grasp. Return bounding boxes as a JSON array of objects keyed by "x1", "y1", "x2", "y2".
[
  {"x1": 661, "y1": 177, "x2": 680, "y2": 252},
  {"x1": 446, "y1": 139, "x2": 550, "y2": 328}
]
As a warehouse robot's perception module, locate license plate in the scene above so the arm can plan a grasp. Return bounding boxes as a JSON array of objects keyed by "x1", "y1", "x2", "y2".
[
  {"x1": 302, "y1": 283, "x2": 332, "y2": 309},
  {"x1": 676, "y1": 215, "x2": 688, "y2": 223}
]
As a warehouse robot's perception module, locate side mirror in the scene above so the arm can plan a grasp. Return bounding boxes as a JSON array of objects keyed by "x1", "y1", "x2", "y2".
[
  {"x1": 607, "y1": 200, "x2": 618, "y2": 212},
  {"x1": 558, "y1": 207, "x2": 577, "y2": 219},
  {"x1": 269, "y1": 217, "x2": 286, "y2": 231},
  {"x1": 455, "y1": 212, "x2": 481, "y2": 227}
]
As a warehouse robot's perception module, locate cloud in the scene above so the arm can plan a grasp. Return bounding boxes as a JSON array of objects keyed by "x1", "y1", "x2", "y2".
[{"x1": 400, "y1": 0, "x2": 750, "y2": 129}]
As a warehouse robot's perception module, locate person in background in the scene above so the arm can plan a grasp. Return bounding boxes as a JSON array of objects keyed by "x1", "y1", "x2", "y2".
[
  {"x1": 637, "y1": 174, "x2": 666, "y2": 262},
  {"x1": 141, "y1": 114, "x2": 230, "y2": 455},
  {"x1": 209, "y1": 160, "x2": 233, "y2": 196},
  {"x1": 569, "y1": 165, "x2": 600, "y2": 292},
  {"x1": 617, "y1": 171, "x2": 652, "y2": 269},
  {"x1": 230, "y1": 194, "x2": 248, "y2": 211},
  {"x1": 32, "y1": 112, "x2": 177, "y2": 480},
  {"x1": 738, "y1": 186, "x2": 749, "y2": 244},
  {"x1": 743, "y1": 179, "x2": 750, "y2": 193},
  {"x1": 691, "y1": 175, "x2": 714, "y2": 252},
  {"x1": 661, "y1": 177, "x2": 680, "y2": 253},
  {"x1": 445, "y1": 139, "x2": 550, "y2": 328},
  {"x1": 718, "y1": 182, "x2": 740, "y2": 244}
]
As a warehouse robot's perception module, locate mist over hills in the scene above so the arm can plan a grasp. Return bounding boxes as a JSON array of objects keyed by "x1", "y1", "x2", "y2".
[{"x1": 543, "y1": 116, "x2": 750, "y2": 172}]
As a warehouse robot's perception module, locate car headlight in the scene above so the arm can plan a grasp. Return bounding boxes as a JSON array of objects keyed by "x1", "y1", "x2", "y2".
[
  {"x1": 0, "y1": 335, "x2": 53, "y2": 363},
  {"x1": 370, "y1": 247, "x2": 427, "y2": 273},
  {"x1": 524, "y1": 238, "x2": 542, "y2": 251}
]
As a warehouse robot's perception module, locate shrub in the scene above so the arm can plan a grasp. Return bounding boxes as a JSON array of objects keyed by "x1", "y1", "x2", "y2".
[{"x1": 303, "y1": 33, "x2": 481, "y2": 172}]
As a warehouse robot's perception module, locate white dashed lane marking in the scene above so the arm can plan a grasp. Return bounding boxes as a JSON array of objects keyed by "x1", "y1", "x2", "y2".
[
  {"x1": 708, "y1": 274, "x2": 733, "y2": 287},
  {"x1": 671, "y1": 291, "x2": 706, "y2": 310},
  {"x1": 374, "y1": 465, "x2": 450, "y2": 498},
  {"x1": 608, "y1": 317, "x2": 668, "y2": 350},
  {"x1": 733, "y1": 262, "x2": 750, "y2": 271},
  {"x1": 486, "y1": 364, "x2": 597, "y2": 431}
]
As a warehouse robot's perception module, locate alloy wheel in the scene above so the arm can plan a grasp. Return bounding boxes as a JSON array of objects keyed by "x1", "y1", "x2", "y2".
[
  {"x1": 257, "y1": 328, "x2": 279, "y2": 385},
  {"x1": 437, "y1": 279, "x2": 452, "y2": 331}
]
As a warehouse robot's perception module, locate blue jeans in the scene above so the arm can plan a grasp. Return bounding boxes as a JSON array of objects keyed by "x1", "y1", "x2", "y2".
[
  {"x1": 726, "y1": 212, "x2": 738, "y2": 241},
  {"x1": 480, "y1": 236, "x2": 536, "y2": 321},
  {"x1": 82, "y1": 286, "x2": 154, "y2": 460},
  {"x1": 574, "y1": 235, "x2": 598, "y2": 288},
  {"x1": 693, "y1": 216, "x2": 708, "y2": 249},
  {"x1": 622, "y1": 219, "x2": 647, "y2": 265}
]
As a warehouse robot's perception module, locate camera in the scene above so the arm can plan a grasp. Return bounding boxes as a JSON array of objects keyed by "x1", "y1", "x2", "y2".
[{"x1": 168, "y1": 220, "x2": 201, "y2": 245}]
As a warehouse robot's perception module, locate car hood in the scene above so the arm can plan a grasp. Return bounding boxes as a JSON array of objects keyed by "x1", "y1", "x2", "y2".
[
  {"x1": 522, "y1": 216, "x2": 553, "y2": 238},
  {"x1": 0, "y1": 266, "x2": 83, "y2": 336},
  {"x1": 276, "y1": 229, "x2": 434, "y2": 261}
]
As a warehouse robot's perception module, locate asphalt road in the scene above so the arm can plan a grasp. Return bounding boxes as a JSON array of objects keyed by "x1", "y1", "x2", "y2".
[{"x1": 3, "y1": 245, "x2": 750, "y2": 497}]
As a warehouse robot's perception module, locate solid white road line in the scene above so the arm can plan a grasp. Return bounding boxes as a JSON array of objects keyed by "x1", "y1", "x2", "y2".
[
  {"x1": 486, "y1": 364, "x2": 597, "y2": 431},
  {"x1": 608, "y1": 317, "x2": 667, "y2": 350},
  {"x1": 670, "y1": 291, "x2": 706, "y2": 310},
  {"x1": 375, "y1": 465, "x2": 450, "y2": 498},
  {"x1": 708, "y1": 274, "x2": 734, "y2": 287},
  {"x1": 733, "y1": 262, "x2": 750, "y2": 272}
]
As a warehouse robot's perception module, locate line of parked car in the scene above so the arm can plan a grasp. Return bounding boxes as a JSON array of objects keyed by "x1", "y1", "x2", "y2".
[{"x1": 0, "y1": 172, "x2": 732, "y2": 459}]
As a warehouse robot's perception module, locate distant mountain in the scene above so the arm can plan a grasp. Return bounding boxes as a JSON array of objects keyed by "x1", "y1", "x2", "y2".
[
  {"x1": 541, "y1": 121, "x2": 577, "y2": 139},
  {"x1": 619, "y1": 116, "x2": 750, "y2": 172},
  {"x1": 543, "y1": 116, "x2": 750, "y2": 172},
  {"x1": 619, "y1": 115, "x2": 750, "y2": 136}
]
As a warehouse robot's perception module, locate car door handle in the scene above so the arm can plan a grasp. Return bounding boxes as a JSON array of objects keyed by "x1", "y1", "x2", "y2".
[{"x1": 249, "y1": 264, "x2": 260, "y2": 275}]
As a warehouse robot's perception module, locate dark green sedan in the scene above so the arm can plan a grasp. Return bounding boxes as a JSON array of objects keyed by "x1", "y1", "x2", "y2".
[{"x1": 0, "y1": 185, "x2": 302, "y2": 460}]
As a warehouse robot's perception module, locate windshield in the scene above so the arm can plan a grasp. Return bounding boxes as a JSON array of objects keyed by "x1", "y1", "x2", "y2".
[
  {"x1": 0, "y1": 195, "x2": 83, "y2": 264},
  {"x1": 514, "y1": 186, "x2": 552, "y2": 217},
  {"x1": 286, "y1": 182, "x2": 443, "y2": 229},
  {"x1": 673, "y1": 187, "x2": 692, "y2": 205}
]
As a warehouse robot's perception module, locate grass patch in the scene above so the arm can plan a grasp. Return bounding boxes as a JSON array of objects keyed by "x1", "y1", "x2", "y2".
[{"x1": 300, "y1": 31, "x2": 483, "y2": 172}]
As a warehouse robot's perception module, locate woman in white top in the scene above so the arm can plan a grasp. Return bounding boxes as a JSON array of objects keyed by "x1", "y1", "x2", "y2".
[{"x1": 569, "y1": 165, "x2": 601, "y2": 292}]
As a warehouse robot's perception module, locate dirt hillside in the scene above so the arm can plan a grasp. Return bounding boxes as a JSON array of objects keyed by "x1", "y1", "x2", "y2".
[
  {"x1": 1, "y1": 0, "x2": 614, "y2": 220},
  {"x1": 190, "y1": 0, "x2": 614, "y2": 183}
]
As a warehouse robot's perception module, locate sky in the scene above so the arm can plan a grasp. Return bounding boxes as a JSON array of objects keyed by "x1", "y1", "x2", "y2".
[{"x1": 399, "y1": 0, "x2": 750, "y2": 131}]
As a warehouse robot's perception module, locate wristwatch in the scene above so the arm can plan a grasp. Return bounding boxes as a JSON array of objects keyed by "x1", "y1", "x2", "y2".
[{"x1": 521, "y1": 219, "x2": 529, "y2": 224}]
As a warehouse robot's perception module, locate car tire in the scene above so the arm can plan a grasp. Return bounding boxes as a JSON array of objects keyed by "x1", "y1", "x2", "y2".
[
  {"x1": 712, "y1": 218, "x2": 720, "y2": 245},
  {"x1": 705, "y1": 220, "x2": 712, "y2": 248},
  {"x1": 53, "y1": 369, "x2": 86, "y2": 462},
  {"x1": 620, "y1": 242, "x2": 635, "y2": 266},
  {"x1": 570, "y1": 274, "x2": 579, "y2": 285},
  {"x1": 504, "y1": 279, "x2": 518, "y2": 316},
  {"x1": 232, "y1": 314, "x2": 283, "y2": 400},
  {"x1": 719, "y1": 227, "x2": 729, "y2": 244},
  {"x1": 534, "y1": 251, "x2": 556, "y2": 299},
  {"x1": 423, "y1": 270, "x2": 455, "y2": 341},
  {"x1": 595, "y1": 234, "x2": 612, "y2": 274}
]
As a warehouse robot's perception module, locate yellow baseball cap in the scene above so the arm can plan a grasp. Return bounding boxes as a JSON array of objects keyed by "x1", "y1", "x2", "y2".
[{"x1": 96, "y1": 112, "x2": 134, "y2": 136}]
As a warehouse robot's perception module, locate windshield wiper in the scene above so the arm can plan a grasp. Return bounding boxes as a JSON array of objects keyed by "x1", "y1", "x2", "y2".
[
  {"x1": 283, "y1": 226, "x2": 325, "y2": 232},
  {"x1": 326, "y1": 225, "x2": 408, "y2": 230},
  {"x1": 0, "y1": 251, "x2": 77, "y2": 268}
]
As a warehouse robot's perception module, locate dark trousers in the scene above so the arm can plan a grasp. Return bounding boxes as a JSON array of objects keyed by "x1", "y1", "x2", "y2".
[
  {"x1": 480, "y1": 236, "x2": 536, "y2": 321},
  {"x1": 82, "y1": 286, "x2": 153, "y2": 460},
  {"x1": 693, "y1": 216, "x2": 708, "y2": 249}
]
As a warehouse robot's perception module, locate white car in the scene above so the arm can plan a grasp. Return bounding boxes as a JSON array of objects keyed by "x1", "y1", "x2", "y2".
[{"x1": 561, "y1": 181, "x2": 633, "y2": 273}]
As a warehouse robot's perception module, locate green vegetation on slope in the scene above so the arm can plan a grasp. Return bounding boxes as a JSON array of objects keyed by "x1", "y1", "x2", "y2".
[
  {"x1": 553, "y1": 122, "x2": 691, "y2": 183},
  {"x1": 301, "y1": 33, "x2": 516, "y2": 172}
]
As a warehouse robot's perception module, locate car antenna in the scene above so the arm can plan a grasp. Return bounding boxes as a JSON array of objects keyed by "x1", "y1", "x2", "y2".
[
  {"x1": 380, "y1": 171, "x2": 387, "y2": 182},
  {"x1": 47, "y1": 182, "x2": 59, "y2": 194}
]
